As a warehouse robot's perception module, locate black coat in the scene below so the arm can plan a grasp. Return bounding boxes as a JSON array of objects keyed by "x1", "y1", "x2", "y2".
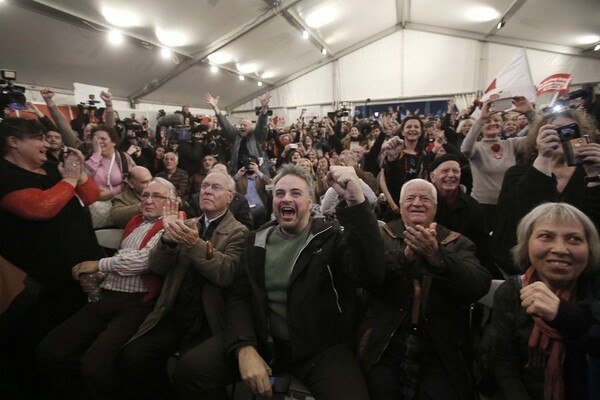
[
  {"x1": 357, "y1": 220, "x2": 491, "y2": 400},
  {"x1": 224, "y1": 201, "x2": 384, "y2": 364},
  {"x1": 492, "y1": 164, "x2": 600, "y2": 275}
]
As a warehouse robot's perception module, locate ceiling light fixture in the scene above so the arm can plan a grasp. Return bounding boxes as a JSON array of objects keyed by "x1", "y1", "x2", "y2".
[
  {"x1": 595, "y1": 44, "x2": 600, "y2": 51},
  {"x1": 160, "y1": 48, "x2": 172, "y2": 59},
  {"x1": 578, "y1": 35, "x2": 600, "y2": 45},
  {"x1": 236, "y1": 63, "x2": 257, "y2": 74},
  {"x1": 102, "y1": 6, "x2": 142, "y2": 27},
  {"x1": 468, "y1": 6, "x2": 500, "y2": 22},
  {"x1": 155, "y1": 26, "x2": 188, "y2": 47},
  {"x1": 210, "y1": 65, "x2": 219, "y2": 73},
  {"x1": 321, "y1": 48, "x2": 327, "y2": 56},
  {"x1": 208, "y1": 52, "x2": 232, "y2": 64},
  {"x1": 496, "y1": 20, "x2": 505, "y2": 30},
  {"x1": 108, "y1": 30, "x2": 124, "y2": 45},
  {"x1": 239, "y1": 75, "x2": 245, "y2": 81},
  {"x1": 258, "y1": 81, "x2": 263, "y2": 87},
  {"x1": 302, "y1": 30, "x2": 309, "y2": 39}
]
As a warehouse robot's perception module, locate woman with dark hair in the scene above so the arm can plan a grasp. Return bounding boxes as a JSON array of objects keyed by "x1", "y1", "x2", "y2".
[
  {"x1": 84, "y1": 125, "x2": 135, "y2": 227},
  {"x1": 379, "y1": 116, "x2": 428, "y2": 219},
  {"x1": 492, "y1": 108, "x2": 600, "y2": 275},
  {"x1": 491, "y1": 202, "x2": 600, "y2": 400},
  {"x1": 0, "y1": 118, "x2": 104, "y2": 397}
]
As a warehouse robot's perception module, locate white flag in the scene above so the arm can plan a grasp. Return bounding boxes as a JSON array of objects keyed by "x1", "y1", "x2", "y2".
[{"x1": 482, "y1": 48, "x2": 536, "y2": 102}]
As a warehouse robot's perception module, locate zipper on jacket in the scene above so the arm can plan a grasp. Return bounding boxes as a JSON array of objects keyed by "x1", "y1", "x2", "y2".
[{"x1": 326, "y1": 264, "x2": 342, "y2": 313}]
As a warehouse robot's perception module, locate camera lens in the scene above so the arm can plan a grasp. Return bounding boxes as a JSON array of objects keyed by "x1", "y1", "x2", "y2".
[{"x1": 561, "y1": 129, "x2": 574, "y2": 140}]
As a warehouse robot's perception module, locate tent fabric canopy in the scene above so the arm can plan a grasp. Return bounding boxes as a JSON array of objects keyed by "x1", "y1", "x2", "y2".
[{"x1": 1, "y1": 0, "x2": 599, "y2": 114}]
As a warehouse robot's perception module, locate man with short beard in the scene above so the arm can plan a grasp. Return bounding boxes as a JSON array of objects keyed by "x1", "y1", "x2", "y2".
[
  {"x1": 174, "y1": 164, "x2": 385, "y2": 399},
  {"x1": 45, "y1": 130, "x2": 66, "y2": 163}
]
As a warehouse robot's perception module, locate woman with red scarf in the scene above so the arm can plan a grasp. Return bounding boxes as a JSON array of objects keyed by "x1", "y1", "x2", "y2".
[{"x1": 490, "y1": 202, "x2": 600, "y2": 400}]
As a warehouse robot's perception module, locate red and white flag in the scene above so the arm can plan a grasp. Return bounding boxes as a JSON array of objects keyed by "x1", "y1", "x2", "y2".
[
  {"x1": 536, "y1": 73, "x2": 573, "y2": 97},
  {"x1": 482, "y1": 48, "x2": 536, "y2": 102}
]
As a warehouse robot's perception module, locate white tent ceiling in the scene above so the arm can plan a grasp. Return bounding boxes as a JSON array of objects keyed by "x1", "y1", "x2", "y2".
[{"x1": 1, "y1": 0, "x2": 599, "y2": 111}]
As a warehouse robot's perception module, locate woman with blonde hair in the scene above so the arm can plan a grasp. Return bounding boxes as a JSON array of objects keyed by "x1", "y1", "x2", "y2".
[
  {"x1": 492, "y1": 108, "x2": 600, "y2": 275},
  {"x1": 491, "y1": 202, "x2": 600, "y2": 400}
]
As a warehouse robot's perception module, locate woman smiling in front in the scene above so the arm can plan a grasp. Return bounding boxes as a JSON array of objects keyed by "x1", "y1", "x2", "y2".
[
  {"x1": 492, "y1": 108, "x2": 600, "y2": 275},
  {"x1": 491, "y1": 202, "x2": 600, "y2": 400}
]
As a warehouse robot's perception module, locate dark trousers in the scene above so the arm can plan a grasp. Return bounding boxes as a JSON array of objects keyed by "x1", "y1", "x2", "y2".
[
  {"x1": 36, "y1": 291, "x2": 154, "y2": 400},
  {"x1": 2, "y1": 282, "x2": 85, "y2": 400},
  {"x1": 173, "y1": 339, "x2": 369, "y2": 400},
  {"x1": 367, "y1": 337, "x2": 460, "y2": 400},
  {"x1": 118, "y1": 314, "x2": 183, "y2": 400}
]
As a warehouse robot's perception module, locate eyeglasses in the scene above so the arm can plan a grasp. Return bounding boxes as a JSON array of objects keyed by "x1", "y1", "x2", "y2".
[
  {"x1": 140, "y1": 193, "x2": 171, "y2": 201},
  {"x1": 200, "y1": 182, "x2": 231, "y2": 193}
]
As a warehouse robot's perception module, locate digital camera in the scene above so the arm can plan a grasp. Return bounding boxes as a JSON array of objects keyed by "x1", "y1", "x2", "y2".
[{"x1": 556, "y1": 123, "x2": 589, "y2": 166}]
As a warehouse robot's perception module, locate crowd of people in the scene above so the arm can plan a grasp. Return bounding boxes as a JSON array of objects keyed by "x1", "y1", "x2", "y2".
[{"x1": 0, "y1": 84, "x2": 599, "y2": 400}]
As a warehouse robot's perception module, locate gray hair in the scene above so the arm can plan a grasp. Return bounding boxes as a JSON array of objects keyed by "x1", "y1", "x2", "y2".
[
  {"x1": 399, "y1": 178, "x2": 437, "y2": 204},
  {"x1": 512, "y1": 202, "x2": 600, "y2": 271},
  {"x1": 206, "y1": 169, "x2": 236, "y2": 192},
  {"x1": 273, "y1": 164, "x2": 315, "y2": 199},
  {"x1": 149, "y1": 177, "x2": 177, "y2": 199}
]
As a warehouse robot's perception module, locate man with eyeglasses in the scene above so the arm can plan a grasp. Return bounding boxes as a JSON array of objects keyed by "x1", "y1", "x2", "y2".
[
  {"x1": 177, "y1": 164, "x2": 385, "y2": 399},
  {"x1": 118, "y1": 170, "x2": 248, "y2": 400},
  {"x1": 357, "y1": 178, "x2": 491, "y2": 400},
  {"x1": 37, "y1": 178, "x2": 177, "y2": 400}
]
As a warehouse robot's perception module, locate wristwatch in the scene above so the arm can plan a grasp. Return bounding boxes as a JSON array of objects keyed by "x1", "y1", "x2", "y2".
[{"x1": 584, "y1": 175, "x2": 600, "y2": 183}]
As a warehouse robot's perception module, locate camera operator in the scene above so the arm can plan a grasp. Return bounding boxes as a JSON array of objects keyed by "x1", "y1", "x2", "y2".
[
  {"x1": 234, "y1": 155, "x2": 272, "y2": 229},
  {"x1": 177, "y1": 124, "x2": 208, "y2": 175},
  {"x1": 118, "y1": 120, "x2": 155, "y2": 171}
]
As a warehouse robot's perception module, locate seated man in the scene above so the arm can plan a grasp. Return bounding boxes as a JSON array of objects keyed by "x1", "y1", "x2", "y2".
[
  {"x1": 110, "y1": 166, "x2": 153, "y2": 228},
  {"x1": 427, "y1": 154, "x2": 500, "y2": 277},
  {"x1": 119, "y1": 170, "x2": 248, "y2": 400},
  {"x1": 187, "y1": 163, "x2": 254, "y2": 229},
  {"x1": 358, "y1": 179, "x2": 491, "y2": 400},
  {"x1": 174, "y1": 164, "x2": 385, "y2": 399},
  {"x1": 158, "y1": 152, "x2": 189, "y2": 199},
  {"x1": 188, "y1": 154, "x2": 218, "y2": 198},
  {"x1": 36, "y1": 178, "x2": 176, "y2": 399}
]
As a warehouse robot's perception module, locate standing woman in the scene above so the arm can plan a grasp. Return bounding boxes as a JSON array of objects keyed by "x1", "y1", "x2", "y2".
[
  {"x1": 379, "y1": 116, "x2": 428, "y2": 219},
  {"x1": 460, "y1": 97, "x2": 532, "y2": 229},
  {"x1": 0, "y1": 118, "x2": 104, "y2": 397},
  {"x1": 85, "y1": 125, "x2": 135, "y2": 227},
  {"x1": 491, "y1": 202, "x2": 600, "y2": 400}
]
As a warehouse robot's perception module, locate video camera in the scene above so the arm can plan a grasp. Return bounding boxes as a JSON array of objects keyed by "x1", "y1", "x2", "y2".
[
  {"x1": 0, "y1": 69, "x2": 27, "y2": 113},
  {"x1": 327, "y1": 102, "x2": 351, "y2": 122},
  {"x1": 255, "y1": 106, "x2": 273, "y2": 116}
]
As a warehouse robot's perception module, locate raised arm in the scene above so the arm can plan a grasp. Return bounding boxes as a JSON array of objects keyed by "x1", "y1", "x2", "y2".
[
  {"x1": 100, "y1": 91, "x2": 116, "y2": 128},
  {"x1": 40, "y1": 88, "x2": 82, "y2": 149}
]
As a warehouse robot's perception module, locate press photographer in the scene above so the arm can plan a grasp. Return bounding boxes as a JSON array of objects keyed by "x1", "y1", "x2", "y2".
[
  {"x1": 117, "y1": 118, "x2": 154, "y2": 170},
  {"x1": 177, "y1": 124, "x2": 208, "y2": 175}
]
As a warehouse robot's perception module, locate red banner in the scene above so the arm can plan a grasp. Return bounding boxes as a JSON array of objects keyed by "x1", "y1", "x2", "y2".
[{"x1": 536, "y1": 73, "x2": 572, "y2": 97}]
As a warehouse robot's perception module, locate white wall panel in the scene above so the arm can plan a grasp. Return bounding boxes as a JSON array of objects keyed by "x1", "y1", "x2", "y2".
[
  {"x1": 402, "y1": 31, "x2": 480, "y2": 97},
  {"x1": 338, "y1": 31, "x2": 403, "y2": 101}
]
